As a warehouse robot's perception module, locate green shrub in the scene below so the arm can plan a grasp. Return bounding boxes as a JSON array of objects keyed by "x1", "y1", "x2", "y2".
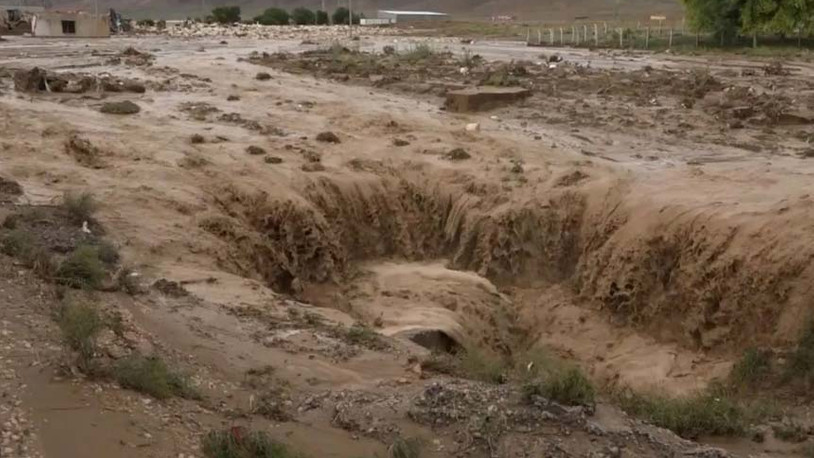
[
  {"x1": 786, "y1": 320, "x2": 814, "y2": 384},
  {"x1": 56, "y1": 245, "x2": 106, "y2": 289},
  {"x1": 1, "y1": 229, "x2": 35, "y2": 257},
  {"x1": 389, "y1": 436, "x2": 422, "y2": 458},
  {"x1": 211, "y1": 6, "x2": 240, "y2": 24},
  {"x1": 136, "y1": 18, "x2": 155, "y2": 27},
  {"x1": 255, "y1": 8, "x2": 289, "y2": 25},
  {"x1": 114, "y1": 355, "x2": 199, "y2": 400},
  {"x1": 458, "y1": 348, "x2": 506, "y2": 384},
  {"x1": 524, "y1": 367, "x2": 595, "y2": 406},
  {"x1": 62, "y1": 191, "x2": 98, "y2": 225},
  {"x1": 201, "y1": 429, "x2": 298, "y2": 458},
  {"x1": 58, "y1": 301, "x2": 103, "y2": 372},
  {"x1": 617, "y1": 389, "x2": 749, "y2": 438},
  {"x1": 730, "y1": 347, "x2": 771, "y2": 388},
  {"x1": 291, "y1": 7, "x2": 315, "y2": 25}
]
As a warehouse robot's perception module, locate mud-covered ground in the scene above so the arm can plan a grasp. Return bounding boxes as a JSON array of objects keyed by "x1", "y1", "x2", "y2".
[{"x1": 1, "y1": 29, "x2": 814, "y2": 457}]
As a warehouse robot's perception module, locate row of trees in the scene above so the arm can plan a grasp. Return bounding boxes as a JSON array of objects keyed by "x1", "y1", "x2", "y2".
[
  {"x1": 683, "y1": 0, "x2": 814, "y2": 40},
  {"x1": 211, "y1": 6, "x2": 362, "y2": 26}
]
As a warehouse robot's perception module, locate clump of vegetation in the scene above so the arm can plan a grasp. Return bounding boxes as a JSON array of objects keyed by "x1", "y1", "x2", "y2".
[
  {"x1": 400, "y1": 44, "x2": 435, "y2": 63},
  {"x1": 56, "y1": 245, "x2": 107, "y2": 289},
  {"x1": 211, "y1": 6, "x2": 241, "y2": 24},
  {"x1": 616, "y1": 387, "x2": 754, "y2": 439},
  {"x1": 58, "y1": 301, "x2": 104, "y2": 372},
  {"x1": 202, "y1": 428, "x2": 297, "y2": 458},
  {"x1": 458, "y1": 347, "x2": 507, "y2": 384},
  {"x1": 136, "y1": 18, "x2": 155, "y2": 27},
  {"x1": 62, "y1": 191, "x2": 98, "y2": 225},
  {"x1": 339, "y1": 323, "x2": 389, "y2": 350},
  {"x1": 191, "y1": 133, "x2": 206, "y2": 144},
  {"x1": 785, "y1": 320, "x2": 814, "y2": 385},
  {"x1": 291, "y1": 7, "x2": 315, "y2": 25},
  {"x1": 113, "y1": 354, "x2": 200, "y2": 400},
  {"x1": 523, "y1": 367, "x2": 595, "y2": 407},
  {"x1": 772, "y1": 420, "x2": 808, "y2": 443},
  {"x1": 730, "y1": 347, "x2": 772, "y2": 389},
  {"x1": 254, "y1": 7, "x2": 289, "y2": 25},
  {"x1": 389, "y1": 436, "x2": 422, "y2": 458}
]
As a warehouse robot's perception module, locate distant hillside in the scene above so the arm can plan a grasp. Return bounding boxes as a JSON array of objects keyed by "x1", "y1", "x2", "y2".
[{"x1": 51, "y1": 0, "x2": 683, "y2": 22}]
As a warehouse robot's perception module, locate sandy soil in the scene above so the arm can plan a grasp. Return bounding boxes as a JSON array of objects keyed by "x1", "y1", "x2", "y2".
[{"x1": 1, "y1": 30, "x2": 814, "y2": 457}]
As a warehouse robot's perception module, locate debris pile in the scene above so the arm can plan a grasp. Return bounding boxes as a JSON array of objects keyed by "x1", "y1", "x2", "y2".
[{"x1": 13, "y1": 67, "x2": 146, "y2": 94}]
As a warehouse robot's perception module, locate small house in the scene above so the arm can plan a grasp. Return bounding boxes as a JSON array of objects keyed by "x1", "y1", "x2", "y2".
[{"x1": 32, "y1": 11, "x2": 109, "y2": 37}]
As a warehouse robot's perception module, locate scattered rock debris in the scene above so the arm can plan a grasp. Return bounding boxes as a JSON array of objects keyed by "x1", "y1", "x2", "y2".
[
  {"x1": 444, "y1": 148, "x2": 471, "y2": 161},
  {"x1": 316, "y1": 131, "x2": 341, "y2": 144},
  {"x1": 100, "y1": 100, "x2": 141, "y2": 115},
  {"x1": 255, "y1": 72, "x2": 272, "y2": 81},
  {"x1": 265, "y1": 156, "x2": 283, "y2": 164},
  {"x1": 227, "y1": 95, "x2": 240, "y2": 101},
  {"x1": 190, "y1": 134, "x2": 206, "y2": 144},
  {"x1": 246, "y1": 145, "x2": 267, "y2": 155},
  {"x1": 392, "y1": 138, "x2": 410, "y2": 147},
  {"x1": 64, "y1": 134, "x2": 107, "y2": 169},
  {"x1": 152, "y1": 279, "x2": 189, "y2": 297}
]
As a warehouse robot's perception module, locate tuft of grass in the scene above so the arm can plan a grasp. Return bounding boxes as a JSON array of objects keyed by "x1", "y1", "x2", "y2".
[
  {"x1": 785, "y1": 320, "x2": 814, "y2": 384},
  {"x1": 113, "y1": 354, "x2": 200, "y2": 400},
  {"x1": 772, "y1": 421, "x2": 808, "y2": 443},
  {"x1": 420, "y1": 352, "x2": 460, "y2": 376},
  {"x1": 400, "y1": 44, "x2": 435, "y2": 63},
  {"x1": 458, "y1": 347, "x2": 507, "y2": 384},
  {"x1": 1, "y1": 229, "x2": 36, "y2": 257},
  {"x1": 62, "y1": 191, "x2": 98, "y2": 225},
  {"x1": 1, "y1": 229, "x2": 57, "y2": 279},
  {"x1": 389, "y1": 436, "x2": 422, "y2": 458},
  {"x1": 730, "y1": 347, "x2": 772, "y2": 388},
  {"x1": 58, "y1": 301, "x2": 104, "y2": 372},
  {"x1": 201, "y1": 428, "x2": 299, "y2": 458},
  {"x1": 523, "y1": 366, "x2": 595, "y2": 407},
  {"x1": 616, "y1": 388, "x2": 754, "y2": 439},
  {"x1": 337, "y1": 323, "x2": 389, "y2": 351},
  {"x1": 56, "y1": 245, "x2": 107, "y2": 289}
]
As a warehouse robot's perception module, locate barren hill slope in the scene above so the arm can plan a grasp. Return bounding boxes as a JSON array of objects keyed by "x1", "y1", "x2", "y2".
[{"x1": 50, "y1": 0, "x2": 683, "y2": 21}]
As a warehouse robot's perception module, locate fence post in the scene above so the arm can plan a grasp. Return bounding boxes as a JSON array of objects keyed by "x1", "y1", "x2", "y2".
[
  {"x1": 538, "y1": 29, "x2": 542, "y2": 45},
  {"x1": 594, "y1": 23, "x2": 599, "y2": 46},
  {"x1": 619, "y1": 28, "x2": 623, "y2": 48},
  {"x1": 752, "y1": 31, "x2": 757, "y2": 48},
  {"x1": 695, "y1": 31, "x2": 699, "y2": 48},
  {"x1": 526, "y1": 28, "x2": 531, "y2": 44},
  {"x1": 583, "y1": 25, "x2": 588, "y2": 45},
  {"x1": 572, "y1": 25, "x2": 576, "y2": 45},
  {"x1": 669, "y1": 28, "x2": 673, "y2": 48},
  {"x1": 604, "y1": 21, "x2": 608, "y2": 36},
  {"x1": 550, "y1": 28, "x2": 555, "y2": 46},
  {"x1": 645, "y1": 26, "x2": 649, "y2": 49},
  {"x1": 560, "y1": 27, "x2": 564, "y2": 46},
  {"x1": 576, "y1": 26, "x2": 581, "y2": 45}
]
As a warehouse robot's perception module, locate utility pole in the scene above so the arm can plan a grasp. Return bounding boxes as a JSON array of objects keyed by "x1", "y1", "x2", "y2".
[{"x1": 348, "y1": 0, "x2": 352, "y2": 29}]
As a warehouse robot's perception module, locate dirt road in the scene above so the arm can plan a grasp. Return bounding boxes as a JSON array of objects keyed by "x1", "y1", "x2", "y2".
[{"x1": 1, "y1": 30, "x2": 814, "y2": 457}]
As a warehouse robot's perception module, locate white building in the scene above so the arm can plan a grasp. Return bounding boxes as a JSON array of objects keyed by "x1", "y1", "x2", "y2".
[
  {"x1": 377, "y1": 10, "x2": 449, "y2": 24},
  {"x1": 32, "y1": 11, "x2": 109, "y2": 37}
]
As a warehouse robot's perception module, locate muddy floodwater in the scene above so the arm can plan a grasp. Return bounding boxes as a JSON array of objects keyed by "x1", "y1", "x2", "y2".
[{"x1": 1, "y1": 27, "x2": 814, "y2": 457}]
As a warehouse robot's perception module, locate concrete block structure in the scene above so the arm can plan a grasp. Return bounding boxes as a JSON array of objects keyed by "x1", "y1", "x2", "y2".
[{"x1": 32, "y1": 11, "x2": 109, "y2": 37}]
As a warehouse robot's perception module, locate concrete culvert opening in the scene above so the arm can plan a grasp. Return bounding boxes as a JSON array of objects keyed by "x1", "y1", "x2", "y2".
[{"x1": 406, "y1": 329, "x2": 462, "y2": 354}]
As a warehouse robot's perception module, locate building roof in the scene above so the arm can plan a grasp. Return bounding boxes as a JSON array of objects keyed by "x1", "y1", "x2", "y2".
[{"x1": 378, "y1": 10, "x2": 448, "y2": 16}]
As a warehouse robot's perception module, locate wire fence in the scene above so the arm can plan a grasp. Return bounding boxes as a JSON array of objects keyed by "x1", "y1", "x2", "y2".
[{"x1": 523, "y1": 21, "x2": 814, "y2": 51}]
